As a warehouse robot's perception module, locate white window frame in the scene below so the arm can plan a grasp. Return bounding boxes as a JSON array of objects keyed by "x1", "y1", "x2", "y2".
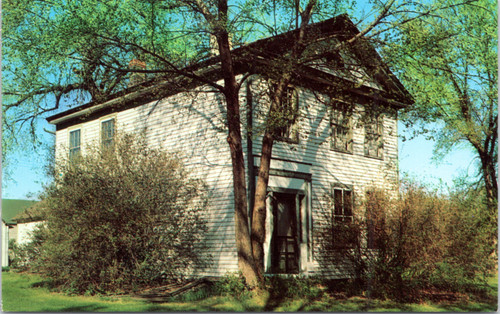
[
  {"x1": 332, "y1": 184, "x2": 354, "y2": 223},
  {"x1": 68, "y1": 126, "x2": 82, "y2": 160},
  {"x1": 100, "y1": 115, "x2": 116, "y2": 149},
  {"x1": 331, "y1": 184, "x2": 355, "y2": 249}
]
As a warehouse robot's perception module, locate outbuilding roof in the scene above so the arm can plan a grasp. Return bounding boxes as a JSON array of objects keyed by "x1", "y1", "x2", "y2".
[{"x1": 2, "y1": 199, "x2": 38, "y2": 225}]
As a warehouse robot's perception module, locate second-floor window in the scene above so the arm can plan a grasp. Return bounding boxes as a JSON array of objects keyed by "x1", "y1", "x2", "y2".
[
  {"x1": 101, "y1": 118, "x2": 115, "y2": 149},
  {"x1": 330, "y1": 103, "x2": 353, "y2": 153},
  {"x1": 364, "y1": 114, "x2": 383, "y2": 158},
  {"x1": 69, "y1": 129, "x2": 81, "y2": 160},
  {"x1": 275, "y1": 85, "x2": 299, "y2": 143}
]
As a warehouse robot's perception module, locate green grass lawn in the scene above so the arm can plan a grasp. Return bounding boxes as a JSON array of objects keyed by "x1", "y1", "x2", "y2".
[{"x1": 2, "y1": 271, "x2": 498, "y2": 312}]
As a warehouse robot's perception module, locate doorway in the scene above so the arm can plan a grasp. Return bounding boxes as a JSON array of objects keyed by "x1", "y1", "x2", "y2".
[{"x1": 270, "y1": 192, "x2": 300, "y2": 274}]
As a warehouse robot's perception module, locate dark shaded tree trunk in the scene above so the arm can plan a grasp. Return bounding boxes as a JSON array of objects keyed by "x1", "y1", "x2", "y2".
[
  {"x1": 250, "y1": 0, "x2": 317, "y2": 277},
  {"x1": 251, "y1": 127, "x2": 274, "y2": 276},
  {"x1": 216, "y1": 27, "x2": 260, "y2": 288},
  {"x1": 478, "y1": 149, "x2": 498, "y2": 208}
]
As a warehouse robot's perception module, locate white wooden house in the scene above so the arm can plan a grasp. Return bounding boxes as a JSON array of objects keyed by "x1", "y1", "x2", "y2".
[{"x1": 47, "y1": 14, "x2": 412, "y2": 278}]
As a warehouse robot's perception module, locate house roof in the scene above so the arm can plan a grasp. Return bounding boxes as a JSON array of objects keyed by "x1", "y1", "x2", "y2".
[
  {"x1": 47, "y1": 14, "x2": 413, "y2": 127},
  {"x1": 2, "y1": 199, "x2": 39, "y2": 225}
]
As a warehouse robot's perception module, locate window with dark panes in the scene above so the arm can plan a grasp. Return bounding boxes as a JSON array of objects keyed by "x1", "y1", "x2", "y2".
[
  {"x1": 364, "y1": 114, "x2": 383, "y2": 158},
  {"x1": 101, "y1": 119, "x2": 115, "y2": 148},
  {"x1": 330, "y1": 103, "x2": 353, "y2": 153},
  {"x1": 273, "y1": 84, "x2": 299, "y2": 143},
  {"x1": 69, "y1": 129, "x2": 81, "y2": 160},
  {"x1": 332, "y1": 186, "x2": 355, "y2": 248},
  {"x1": 333, "y1": 187, "x2": 353, "y2": 222}
]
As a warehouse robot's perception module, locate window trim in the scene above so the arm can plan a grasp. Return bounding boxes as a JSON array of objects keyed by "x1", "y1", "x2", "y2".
[
  {"x1": 332, "y1": 184, "x2": 354, "y2": 223},
  {"x1": 100, "y1": 114, "x2": 117, "y2": 149},
  {"x1": 68, "y1": 125, "x2": 82, "y2": 160},
  {"x1": 331, "y1": 183, "x2": 355, "y2": 249}
]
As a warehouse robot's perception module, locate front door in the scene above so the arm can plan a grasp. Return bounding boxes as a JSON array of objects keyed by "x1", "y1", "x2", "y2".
[{"x1": 271, "y1": 192, "x2": 299, "y2": 274}]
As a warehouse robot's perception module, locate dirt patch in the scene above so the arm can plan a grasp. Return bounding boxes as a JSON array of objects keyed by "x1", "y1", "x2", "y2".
[{"x1": 133, "y1": 278, "x2": 210, "y2": 303}]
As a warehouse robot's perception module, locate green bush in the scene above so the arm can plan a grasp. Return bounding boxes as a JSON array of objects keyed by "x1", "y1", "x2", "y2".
[
  {"x1": 35, "y1": 134, "x2": 207, "y2": 294},
  {"x1": 214, "y1": 272, "x2": 250, "y2": 299},
  {"x1": 267, "y1": 276, "x2": 322, "y2": 299},
  {"x1": 9, "y1": 228, "x2": 47, "y2": 272}
]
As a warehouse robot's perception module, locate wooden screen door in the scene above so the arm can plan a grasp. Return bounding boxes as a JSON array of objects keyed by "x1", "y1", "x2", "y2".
[{"x1": 271, "y1": 192, "x2": 299, "y2": 274}]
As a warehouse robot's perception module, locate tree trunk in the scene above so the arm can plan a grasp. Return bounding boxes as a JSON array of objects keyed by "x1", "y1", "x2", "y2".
[
  {"x1": 479, "y1": 150, "x2": 498, "y2": 208},
  {"x1": 250, "y1": 0, "x2": 317, "y2": 276},
  {"x1": 251, "y1": 131, "x2": 274, "y2": 276},
  {"x1": 217, "y1": 31, "x2": 260, "y2": 288},
  {"x1": 251, "y1": 78, "x2": 289, "y2": 276}
]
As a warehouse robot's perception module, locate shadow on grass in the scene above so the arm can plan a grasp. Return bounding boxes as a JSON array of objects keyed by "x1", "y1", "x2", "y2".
[
  {"x1": 31, "y1": 279, "x2": 58, "y2": 290},
  {"x1": 263, "y1": 289, "x2": 287, "y2": 311},
  {"x1": 144, "y1": 296, "x2": 250, "y2": 312},
  {"x1": 41, "y1": 305, "x2": 106, "y2": 312}
]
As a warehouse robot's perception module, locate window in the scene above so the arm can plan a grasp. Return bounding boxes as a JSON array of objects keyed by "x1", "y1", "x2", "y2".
[
  {"x1": 364, "y1": 114, "x2": 383, "y2": 158},
  {"x1": 69, "y1": 129, "x2": 81, "y2": 160},
  {"x1": 333, "y1": 187, "x2": 353, "y2": 223},
  {"x1": 332, "y1": 185, "x2": 355, "y2": 248},
  {"x1": 330, "y1": 103, "x2": 353, "y2": 153},
  {"x1": 274, "y1": 85, "x2": 299, "y2": 143},
  {"x1": 101, "y1": 118, "x2": 115, "y2": 148}
]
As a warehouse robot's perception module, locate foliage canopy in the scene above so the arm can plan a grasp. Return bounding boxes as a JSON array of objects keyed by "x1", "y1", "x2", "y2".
[{"x1": 384, "y1": 0, "x2": 498, "y2": 205}]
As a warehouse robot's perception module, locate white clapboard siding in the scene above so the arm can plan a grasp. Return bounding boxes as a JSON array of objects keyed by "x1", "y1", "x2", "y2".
[
  {"x1": 54, "y1": 84, "x2": 242, "y2": 277},
  {"x1": 54, "y1": 71, "x2": 401, "y2": 278},
  {"x1": 247, "y1": 76, "x2": 399, "y2": 277}
]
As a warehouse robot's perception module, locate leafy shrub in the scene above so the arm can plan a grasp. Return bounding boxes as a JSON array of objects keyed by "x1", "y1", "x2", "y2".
[
  {"x1": 267, "y1": 276, "x2": 323, "y2": 299},
  {"x1": 9, "y1": 227, "x2": 47, "y2": 272},
  {"x1": 35, "y1": 134, "x2": 207, "y2": 294},
  {"x1": 214, "y1": 271, "x2": 250, "y2": 298},
  {"x1": 319, "y1": 181, "x2": 495, "y2": 301}
]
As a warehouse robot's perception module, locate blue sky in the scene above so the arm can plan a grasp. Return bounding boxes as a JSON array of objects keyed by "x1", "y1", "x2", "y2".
[{"x1": 2, "y1": 117, "x2": 478, "y2": 200}]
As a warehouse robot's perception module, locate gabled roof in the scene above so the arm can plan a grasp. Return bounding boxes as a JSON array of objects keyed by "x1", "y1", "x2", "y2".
[
  {"x1": 47, "y1": 14, "x2": 412, "y2": 127},
  {"x1": 2, "y1": 199, "x2": 38, "y2": 225}
]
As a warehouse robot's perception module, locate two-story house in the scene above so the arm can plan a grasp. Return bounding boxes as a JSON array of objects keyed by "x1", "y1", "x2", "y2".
[{"x1": 46, "y1": 14, "x2": 413, "y2": 278}]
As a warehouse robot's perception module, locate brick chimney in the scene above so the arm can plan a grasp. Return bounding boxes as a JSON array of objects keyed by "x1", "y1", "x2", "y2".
[{"x1": 128, "y1": 58, "x2": 147, "y2": 87}]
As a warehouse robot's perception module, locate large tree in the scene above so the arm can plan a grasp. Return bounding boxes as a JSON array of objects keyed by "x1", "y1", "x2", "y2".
[
  {"x1": 383, "y1": 0, "x2": 497, "y2": 208},
  {"x1": 3, "y1": 0, "x2": 474, "y2": 288}
]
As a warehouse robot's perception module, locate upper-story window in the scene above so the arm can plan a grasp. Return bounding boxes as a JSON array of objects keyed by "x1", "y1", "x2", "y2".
[
  {"x1": 275, "y1": 85, "x2": 299, "y2": 143},
  {"x1": 330, "y1": 103, "x2": 353, "y2": 153},
  {"x1": 101, "y1": 118, "x2": 115, "y2": 149},
  {"x1": 69, "y1": 129, "x2": 81, "y2": 160},
  {"x1": 364, "y1": 113, "x2": 384, "y2": 158}
]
